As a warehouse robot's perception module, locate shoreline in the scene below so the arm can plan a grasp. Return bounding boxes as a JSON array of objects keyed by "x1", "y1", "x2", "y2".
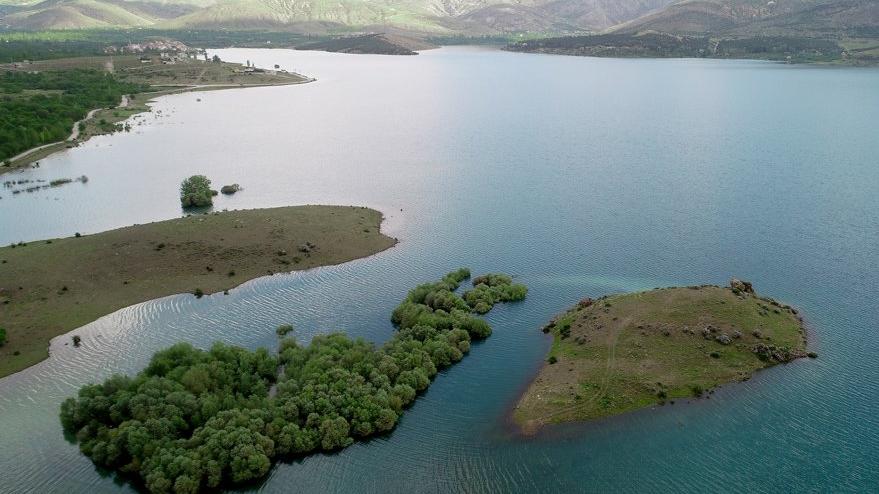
[
  {"x1": 2, "y1": 76, "x2": 314, "y2": 175},
  {"x1": 503, "y1": 46, "x2": 879, "y2": 67},
  {"x1": 502, "y1": 351, "x2": 814, "y2": 441}
]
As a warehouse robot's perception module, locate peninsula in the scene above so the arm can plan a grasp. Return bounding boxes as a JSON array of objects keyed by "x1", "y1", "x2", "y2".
[
  {"x1": 0, "y1": 206, "x2": 395, "y2": 377},
  {"x1": 1, "y1": 54, "x2": 308, "y2": 173},
  {"x1": 514, "y1": 280, "x2": 811, "y2": 431},
  {"x1": 296, "y1": 33, "x2": 435, "y2": 55}
]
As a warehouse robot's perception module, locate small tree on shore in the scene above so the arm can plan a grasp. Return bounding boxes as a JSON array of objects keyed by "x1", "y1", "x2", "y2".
[{"x1": 180, "y1": 175, "x2": 213, "y2": 208}]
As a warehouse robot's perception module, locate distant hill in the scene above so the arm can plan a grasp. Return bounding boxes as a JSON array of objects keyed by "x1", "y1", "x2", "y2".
[
  {"x1": 0, "y1": 0, "x2": 677, "y2": 33},
  {"x1": 611, "y1": 0, "x2": 879, "y2": 37},
  {"x1": 1, "y1": 0, "x2": 197, "y2": 29},
  {"x1": 1, "y1": 0, "x2": 876, "y2": 45}
]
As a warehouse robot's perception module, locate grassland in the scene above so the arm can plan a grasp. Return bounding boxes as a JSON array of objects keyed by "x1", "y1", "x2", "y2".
[
  {"x1": 1, "y1": 55, "x2": 308, "y2": 172},
  {"x1": 0, "y1": 205, "x2": 396, "y2": 378},
  {"x1": 513, "y1": 282, "x2": 810, "y2": 431}
]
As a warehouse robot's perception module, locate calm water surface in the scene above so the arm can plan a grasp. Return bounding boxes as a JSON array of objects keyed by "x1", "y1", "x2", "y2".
[{"x1": 1, "y1": 47, "x2": 878, "y2": 493}]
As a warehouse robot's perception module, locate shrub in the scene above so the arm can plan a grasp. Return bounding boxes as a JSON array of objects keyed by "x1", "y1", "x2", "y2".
[
  {"x1": 72, "y1": 335, "x2": 81, "y2": 347},
  {"x1": 548, "y1": 355, "x2": 558, "y2": 364},
  {"x1": 462, "y1": 273, "x2": 527, "y2": 314},
  {"x1": 193, "y1": 288, "x2": 204, "y2": 298},
  {"x1": 691, "y1": 385, "x2": 704, "y2": 397},
  {"x1": 559, "y1": 322, "x2": 571, "y2": 339},
  {"x1": 276, "y1": 324, "x2": 294, "y2": 337},
  {"x1": 0, "y1": 327, "x2": 6, "y2": 346},
  {"x1": 180, "y1": 175, "x2": 213, "y2": 208}
]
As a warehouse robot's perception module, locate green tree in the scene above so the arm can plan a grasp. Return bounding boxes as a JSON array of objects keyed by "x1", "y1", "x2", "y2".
[{"x1": 180, "y1": 175, "x2": 213, "y2": 208}]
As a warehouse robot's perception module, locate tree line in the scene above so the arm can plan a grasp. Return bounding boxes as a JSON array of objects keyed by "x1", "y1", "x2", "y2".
[{"x1": 60, "y1": 268, "x2": 527, "y2": 493}]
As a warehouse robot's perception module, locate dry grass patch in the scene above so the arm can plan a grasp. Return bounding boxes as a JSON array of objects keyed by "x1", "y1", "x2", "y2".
[{"x1": 0, "y1": 205, "x2": 395, "y2": 377}]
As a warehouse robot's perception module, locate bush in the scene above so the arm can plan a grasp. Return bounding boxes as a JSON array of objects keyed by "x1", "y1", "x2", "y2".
[
  {"x1": 548, "y1": 355, "x2": 558, "y2": 364},
  {"x1": 559, "y1": 321, "x2": 571, "y2": 339},
  {"x1": 193, "y1": 288, "x2": 204, "y2": 298},
  {"x1": 276, "y1": 324, "x2": 294, "y2": 337},
  {"x1": 180, "y1": 175, "x2": 213, "y2": 208},
  {"x1": 691, "y1": 385, "x2": 704, "y2": 397},
  {"x1": 462, "y1": 273, "x2": 527, "y2": 314},
  {"x1": 0, "y1": 327, "x2": 6, "y2": 346},
  {"x1": 72, "y1": 335, "x2": 81, "y2": 347}
]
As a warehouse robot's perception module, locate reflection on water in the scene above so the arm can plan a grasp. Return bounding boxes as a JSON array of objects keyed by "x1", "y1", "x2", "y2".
[{"x1": 1, "y1": 47, "x2": 878, "y2": 493}]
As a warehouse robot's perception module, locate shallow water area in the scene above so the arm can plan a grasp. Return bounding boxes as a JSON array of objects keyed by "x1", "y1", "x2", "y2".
[{"x1": 0, "y1": 47, "x2": 877, "y2": 493}]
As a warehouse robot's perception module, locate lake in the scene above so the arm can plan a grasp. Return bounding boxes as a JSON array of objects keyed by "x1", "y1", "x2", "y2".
[{"x1": 1, "y1": 46, "x2": 877, "y2": 493}]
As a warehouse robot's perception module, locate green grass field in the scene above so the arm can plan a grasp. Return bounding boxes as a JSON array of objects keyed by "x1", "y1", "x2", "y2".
[{"x1": 514, "y1": 284, "x2": 809, "y2": 430}]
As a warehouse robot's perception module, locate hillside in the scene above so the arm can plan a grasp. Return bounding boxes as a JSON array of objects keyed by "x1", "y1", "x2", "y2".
[
  {"x1": 612, "y1": 0, "x2": 879, "y2": 37},
  {"x1": 0, "y1": 0, "x2": 199, "y2": 29},
  {"x1": 0, "y1": 0, "x2": 676, "y2": 33},
  {"x1": 507, "y1": 0, "x2": 879, "y2": 64}
]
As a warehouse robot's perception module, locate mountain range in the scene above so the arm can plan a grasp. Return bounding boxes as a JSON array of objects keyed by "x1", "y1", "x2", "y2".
[{"x1": 1, "y1": 0, "x2": 877, "y2": 38}]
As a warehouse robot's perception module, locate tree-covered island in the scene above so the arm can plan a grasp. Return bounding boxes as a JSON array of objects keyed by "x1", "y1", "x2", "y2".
[{"x1": 59, "y1": 269, "x2": 527, "y2": 493}]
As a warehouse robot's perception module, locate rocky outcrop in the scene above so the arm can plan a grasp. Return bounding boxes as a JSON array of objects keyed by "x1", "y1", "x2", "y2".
[{"x1": 730, "y1": 278, "x2": 754, "y2": 294}]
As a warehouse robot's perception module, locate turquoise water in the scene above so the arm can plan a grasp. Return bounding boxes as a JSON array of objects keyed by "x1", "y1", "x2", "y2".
[{"x1": 0, "y1": 47, "x2": 877, "y2": 492}]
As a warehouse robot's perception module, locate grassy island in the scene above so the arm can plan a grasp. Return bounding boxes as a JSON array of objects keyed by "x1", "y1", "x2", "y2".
[
  {"x1": 0, "y1": 206, "x2": 395, "y2": 378},
  {"x1": 296, "y1": 34, "x2": 434, "y2": 55},
  {"x1": 514, "y1": 280, "x2": 810, "y2": 431},
  {"x1": 59, "y1": 269, "x2": 527, "y2": 493}
]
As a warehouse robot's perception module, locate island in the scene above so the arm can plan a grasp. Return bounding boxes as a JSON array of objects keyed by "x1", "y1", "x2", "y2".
[
  {"x1": 0, "y1": 205, "x2": 395, "y2": 378},
  {"x1": 296, "y1": 33, "x2": 435, "y2": 55},
  {"x1": 514, "y1": 280, "x2": 812, "y2": 431},
  {"x1": 59, "y1": 269, "x2": 527, "y2": 493}
]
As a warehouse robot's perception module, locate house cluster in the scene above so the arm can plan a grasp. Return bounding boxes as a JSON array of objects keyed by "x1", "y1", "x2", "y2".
[
  {"x1": 232, "y1": 66, "x2": 268, "y2": 74},
  {"x1": 107, "y1": 39, "x2": 194, "y2": 64}
]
